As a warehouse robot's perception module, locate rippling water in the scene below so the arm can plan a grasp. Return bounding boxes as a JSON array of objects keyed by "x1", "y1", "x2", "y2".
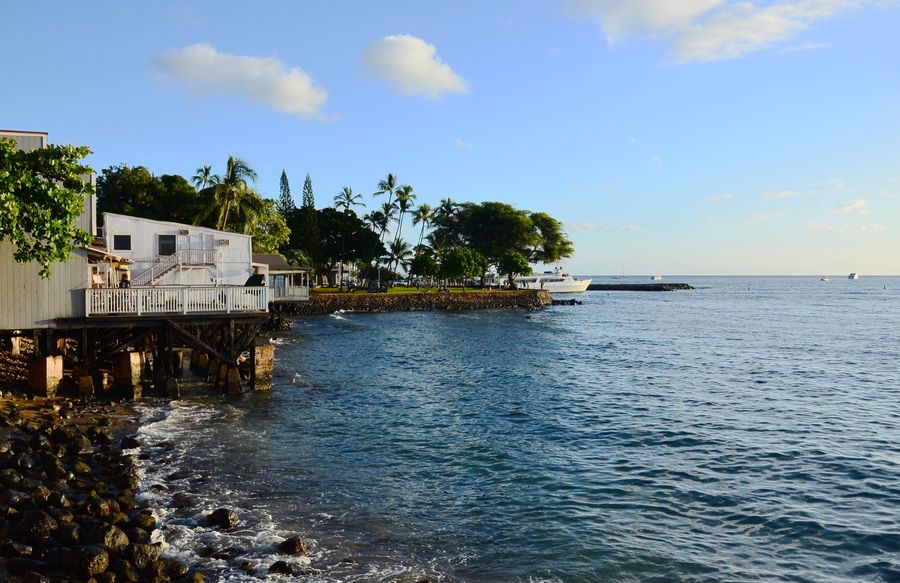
[{"x1": 136, "y1": 277, "x2": 900, "y2": 582}]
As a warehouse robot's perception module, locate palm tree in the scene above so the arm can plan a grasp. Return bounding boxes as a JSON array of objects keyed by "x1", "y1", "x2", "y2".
[
  {"x1": 386, "y1": 238, "x2": 413, "y2": 274},
  {"x1": 364, "y1": 210, "x2": 387, "y2": 234},
  {"x1": 334, "y1": 186, "x2": 364, "y2": 213},
  {"x1": 411, "y1": 203, "x2": 434, "y2": 259},
  {"x1": 194, "y1": 156, "x2": 259, "y2": 231},
  {"x1": 392, "y1": 184, "x2": 416, "y2": 251},
  {"x1": 191, "y1": 165, "x2": 218, "y2": 191}
]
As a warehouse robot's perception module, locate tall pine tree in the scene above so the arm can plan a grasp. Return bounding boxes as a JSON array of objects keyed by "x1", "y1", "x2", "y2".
[
  {"x1": 277, "y1": 170, "x2": 294, "y2": 218},
  {"x1": 297, "y1": 173, "x2": 320, "y2": 268}
]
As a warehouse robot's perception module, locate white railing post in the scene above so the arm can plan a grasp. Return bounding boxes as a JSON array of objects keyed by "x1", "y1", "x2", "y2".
[
  {"x1": 226, "y1": 288, "x2": 232, "y2": 313},
  {"x1": 135, "y1": 289, "x2": 142, "y2": 316},
  {"x1": 181, "y1": 287, "x2": 188, "y2": 314}
]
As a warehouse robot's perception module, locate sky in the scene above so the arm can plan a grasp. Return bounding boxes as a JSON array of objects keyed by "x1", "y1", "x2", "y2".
[{"x1": 3, "y1": 0, "x2": 899, "y2": 275}]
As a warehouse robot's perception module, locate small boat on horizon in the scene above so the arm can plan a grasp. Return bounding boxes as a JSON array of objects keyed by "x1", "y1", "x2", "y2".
[
  {"x1": 848, "y1": 272, "x2": 859, "y2": 280},
  {"x1": 651, "y1": 274, "x2": 663, "y2": 281},
  {"x1": 821, "y1": 275, "x2": 830, "y2": 282}
]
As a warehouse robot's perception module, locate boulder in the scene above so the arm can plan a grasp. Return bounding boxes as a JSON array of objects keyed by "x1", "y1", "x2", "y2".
[
  {"x1": 65, "y1": 545, "x2": 109, "y2": 577},
  {"x1": 268, "y1": 560, "x2": 296, "y2": 575},
  {"x1": 165, "y1": 560, "x2": 189, "y2": 578},
  {"x1": 18, "y1": 509, "x2": 58, "y2": 541},
  {"x1": 277, "y1": 535, "x2": 310, "y2": 556},
  {"x1": 130, "y1": 511, "x2": 156, "y2": 531},
  {"x1": 127, "y1": 542, "x2": 162, "y2": 569},
  {"x1": 98, "y1": 524, "x2": 130, "y2": 553},
  {"x1": 208, "y1": 507, "x2": 239, "y2": 529},
  {"x1": 120, "y1": 436, "x2": 140, "y2": 450}
]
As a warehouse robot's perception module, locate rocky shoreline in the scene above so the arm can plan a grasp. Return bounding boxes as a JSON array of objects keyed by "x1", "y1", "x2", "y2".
[
  {"x1": 0, "y1": 396, "x2": 206, "y2": 582},
  {"x1": 274, "y1": 289, "x2": 552, "y2": 318}
]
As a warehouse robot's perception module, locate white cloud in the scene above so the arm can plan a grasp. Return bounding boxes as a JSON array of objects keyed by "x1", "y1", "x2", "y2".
[
  {"x1": 566, "y1": 0, "x2": 874, "y2": 61},
  {"x1": 834, "y1": 198, "x2": 870, "y2": 213},
  {"x1": 761, "y1": 189, "x2": 797, "y2": 198},
  {"x1": 153, "y1": 44, "x2": 328, "y2": 119},
  {"x1": 568, "y1": 222, "x2": 643, "y2": 234},
  {"x1": 778, "y1": 41, "x2": 832, "y2": 53},
  {"x1": 704, "y1": 193, "x2": 734, "y2": 203},
  {"x1": 363, "y1": 35, "x2": 468, "y2": 99},
  {"x1": 747, "y1": 212, "x2": 776, "y2": 224},
  {"x1": 806, "y1": 222, "x2": 885, "y2": 233},
  {"x1": 454, "y1": 138, "x2": 474, "y2": 150}
]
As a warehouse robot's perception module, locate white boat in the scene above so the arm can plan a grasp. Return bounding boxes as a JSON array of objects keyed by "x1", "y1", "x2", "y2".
[
  {"x1": 651, "y1": 274, "x2": 663, "y2": 281},
  {"x1": 821, "y1": 275, "x2": 830, "y2": 281},
  {"x1": 848, "y1": 272, "x2": 859, "y2": 280},
  {"x1": 515, "y1": 268, "x2": 591, "y2": 293}
]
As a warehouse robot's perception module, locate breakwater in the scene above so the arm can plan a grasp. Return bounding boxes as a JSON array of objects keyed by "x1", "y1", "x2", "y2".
[
  {"x1": 274, "y1": 290, "x2": 552, "y2": 316},
  {"x1": 587, "y1": 283, "x2": 694, "y2": 291}
]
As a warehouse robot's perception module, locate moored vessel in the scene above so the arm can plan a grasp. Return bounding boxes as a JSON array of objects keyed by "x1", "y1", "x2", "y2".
[{"x1": 516, "y1": 268, "x2": 591, "y2": 293}]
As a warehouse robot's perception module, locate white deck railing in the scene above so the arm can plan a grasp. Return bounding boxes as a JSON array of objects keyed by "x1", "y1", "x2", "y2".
[
  {"x1": 269, "y1": 286, "x2": 310, "y2": 301},
  {"x1": 85, "y1": 286, "x2": 268, "y2": 317}
]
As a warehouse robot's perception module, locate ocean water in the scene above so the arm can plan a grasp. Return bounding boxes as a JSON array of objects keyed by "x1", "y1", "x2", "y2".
[{"x1": 135, "y1": 277, "x2": 900, "y2": 582}]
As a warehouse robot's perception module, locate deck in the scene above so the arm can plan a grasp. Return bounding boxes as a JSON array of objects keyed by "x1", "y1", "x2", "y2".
[{"x1": 85, "y1": 286, "x2": 269, "y2": 317}]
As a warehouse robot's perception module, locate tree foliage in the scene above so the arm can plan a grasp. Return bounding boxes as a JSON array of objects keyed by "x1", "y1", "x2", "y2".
[
  {"x1": 277, "y1": 170, "x2": 294, "y2": 218},
  {"x1": 439, "y1": 247, "x2": 486, "y2": 291},
  {"x1": 315, "y1": 207, "x2": 384, "y2": 284},
  {"x1": 409, "y1": 253, "x2": 438, "y2": 279},
  {"x1": 498, "y1": 251, "x2": 533, "y2": 286},
  {"x1": 97, "y1": 165, "x2": 198, "y2": 224},
  {"x1": 0, "y1": 139, "x2": 94, "y2": 277}
]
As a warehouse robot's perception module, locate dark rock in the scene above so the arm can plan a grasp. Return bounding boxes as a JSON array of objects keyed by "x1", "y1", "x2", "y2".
[
  {"x1": 127, "y1": 526, "x2": 149, "y2": 544},
  {"x1": 59, "y1": 522, "x2": 81, "y2": 545},
  {"x1": 65, "y1": 545, "x2": 110, "y2": 577},
  {"x1": 167, "y1": 469, "x2": 191, "y2": 480},
  {"x1": 96, "y1": 572, "x2": 116, "y2": 583},
  {"x1": 111, "y1": 558, "x2": 139, "y2": 582},
  {"x1": 172, "y1": 493, "x2": 197, "y2": 508},
  {"x1": 188, "y1": 573, "x2": 205, "y2": 583},
  {"x1": 6, "y1": 557, "x2": 48, "y2": 575},
  {"x1": 1, "y1": 537, "x2": 33, "y2": 557},
  {"x1": 31, "y1": 484, "x2": 52, "y2": 504},
  {"x1": 208, "y1": 507, "x2": 239, "y2": 529},
  {"x1": 0, "y1": 468, "x2": 22, "y2": 487},
  {"x1": 22, "y1": 571, "x2": 51, "y2": 583},
  {"x1": 48, "y1": 491, "x2": 71, "y2": 508},
  {"x1": 98, "y1": 524, "x2": 130, "y2": 553},
  {"x1": 18, "y1": 509, "x2": 58, "y2": 541},
  {"x1": 238, "y1": 560, "x2": 255, "y2": 575},
  {"x1": 269, "y1": 560, "x2": 297, "y2": 575},
  {"x1": 16, "y1": 452, "x2": 35, "y2": 470},
  {"x1": 211, "y1": 546, "x2": 242, "y2": 560},
  {"x1": 130, "y1": 511, "x2": 156, "y2": 531},
  {"x1": 127, "y1": 542, "x2": 162, "y2": 569},
  {"x1": 48, "y1": 508, "x2": 75, "y2": 524},
  {"x1": 73, "y1": 459, "x2": 93, "y2": 475},
  {"x1": 69, "y1": 433, "x2": 94, "y2": 455},
  {"x1": 120, "y1": 436, "x2": 140, "y2": 450},
  {"x1": 277, "y1": 535, "x2": 310, "y2": 555},
  {"x1": 165, "y1": 559, "x2": 189, "y2": 578},
  {"x1": 84, "y1": 499, "x2": 111, "y2": 519}
]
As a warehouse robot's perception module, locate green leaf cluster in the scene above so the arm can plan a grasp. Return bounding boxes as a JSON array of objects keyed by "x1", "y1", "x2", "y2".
[{"x1": 0, "y1": 139, "x2": 93, "y2": 277}]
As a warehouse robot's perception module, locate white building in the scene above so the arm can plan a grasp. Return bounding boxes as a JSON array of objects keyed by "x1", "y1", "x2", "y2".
[{"x1": 101, "y1": 213, "x2": 253, "y2": 287}]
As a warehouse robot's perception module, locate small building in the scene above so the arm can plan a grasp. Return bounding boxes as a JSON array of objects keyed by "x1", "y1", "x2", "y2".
[
  {"x1": 101, "y1": 213, "x2": 253, "y2": 287},
  {"x1": 252, "y1": 254, "x2": 310, "y2": 302}
]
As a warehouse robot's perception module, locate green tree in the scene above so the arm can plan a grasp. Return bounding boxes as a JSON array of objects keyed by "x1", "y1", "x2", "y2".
[
  {"x1": 291, "y1": 173, "x2": 320, "y2": 265},
  {"x1": 439, "y1": 247, "x2": 485, "y2": 292},
  {"x1": 386, "y1": 238, "x2": 413, "y2": 274},
  {"x1": 0, "y1": 139, "x2": 93, "y2": 277},
  {"x1": 392, "y1": 184, "x2": 416, "y2": 252},
  {"x1": 529, "y1": 212, "x2": 574, "y2": 264},
  {"x1": 316, "y1": 207, "x2": 384, "y2": 285},
  {"x1": 459, "y1": 201, "x2": 538, "y2": 266},
  {"x1": 277, "y1": 170, "x2": 294, "y2": 218},
  {"x1": 498, "y1": 251, "x2": 533, "y2": 287},
  {"x1": 409, "y1": 253, "x2": 438, "y2": 281},
  {"x1": 243, "y1": 199, "x2": 290, "y2": 253},
  {"x1": 194, "y1": 156, "x2": 259, "y2": 231}
]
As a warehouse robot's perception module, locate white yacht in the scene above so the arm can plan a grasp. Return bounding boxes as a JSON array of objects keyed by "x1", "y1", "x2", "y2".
[
  {"x1": 516, "y1": 268, "x2": 591, "y2": 293},
  {"x1": 848, "y1": 272, "x2": 859, "y2": 280},
  {"x1": 821, "y1": 275, "x2": 830, "y2": 282},
  {"x1": 651, "y1": 274, "x2": 663, "y2": 281}
]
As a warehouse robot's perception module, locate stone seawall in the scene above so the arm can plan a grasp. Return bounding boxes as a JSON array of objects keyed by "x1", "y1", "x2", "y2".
[{"x1": 275, "y1": 290, "x2": 552, "y2": 316}]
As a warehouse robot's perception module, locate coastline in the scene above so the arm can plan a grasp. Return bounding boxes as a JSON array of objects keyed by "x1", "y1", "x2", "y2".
[{"x1": 0, "y1": 395, "x2": 206, "y2": 582}]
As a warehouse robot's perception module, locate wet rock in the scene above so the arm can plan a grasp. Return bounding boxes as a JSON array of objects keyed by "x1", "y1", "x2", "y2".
[
  {"x1": 111, "y1": 558, "x2": 139, "y2": 582},
  {"x1": 130, "y1": 511, "x2": 156, "y2": 531},
  {"x1": 65, "y1": 545, "x2": 109, "y2": 577},
  {"x1": 6, "y1": 557, "x2": 49, "y2": 575},
  {"x1": 127, "y1": 526, "x2": 149, "y2": 543},
  {"x1": 1, "y1": 538, "x2": 33, "y2": 557},
  {"x1": 167, "y1": 469, "x2": 191, "y2": 480},
  {"x1": 120, "y1": 436, "x2": 140, "y2": 450},
  {"x1": 208, "y1": 508, "x2": 239, "y2": 529},
  {"x1": 165, "y1": 559, "x2": 189, "y2": 578},
  {"x1": 127, "y1": 542, "x2": 162, "y2": 569},
  {"x1": 84, "y1": 499, "x2": 111, "y2": 519},
  {"x1": 59, "y1": 522, "x2": 81, "y2": 545},
  {"x1": 188, "y1": 573, "x2": 205, "y2": 583},
  {"x1": 48, "y1": 491, "x2": 71, "y2": 508},
  {"x1": 98, "y1": 524, "x2": 130, "y2": 553},
  {"x1": 31, "y1": 484, "x2": 52, "y2": 504},
  {"x1": 16, "y1": 452, "x2": 35, "y2": 470},
  {"x1": 18, "y1": 509, "x2": 58, "y2": 541},
  {"x1": 172, "y1": 492, "x2": 197, "y2": 508},
  {"x1": 269, "y1": 560, "x2": 296, "y2": 575},
  {"x1": 73, "y1": 459, "x2": 93, "y2": 474},
  {"x1": 95, "y1": 572, "x2": 116, "y2": 583},
  {"x1": 277, "y1": 535, "x2": 310, "y2": 556},
  {"x1": 69, "y1": 433, "x2": 94, "y2": 455},
  {"x1": 238, "y1": 560, "x2": 255, "y2": 575}
]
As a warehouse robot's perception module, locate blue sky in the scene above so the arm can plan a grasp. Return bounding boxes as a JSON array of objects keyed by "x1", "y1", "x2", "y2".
[{"x1": 3, "y1": 0, "x2": 899, "y2": 274}]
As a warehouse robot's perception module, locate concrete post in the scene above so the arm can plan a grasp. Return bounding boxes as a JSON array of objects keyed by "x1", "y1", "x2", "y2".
[
  {"x1": 112, "y1": 352, "x2": 143, "y2": 400},
  {"x1": 253, "y1": 344, "x2": 275, "y2": 390},
  {"x1": 27, "y1": 356, "x2": 63, "y2": 397},
  {"x1": 224, "y1": 367, "x2": 243, "y2": 396}
]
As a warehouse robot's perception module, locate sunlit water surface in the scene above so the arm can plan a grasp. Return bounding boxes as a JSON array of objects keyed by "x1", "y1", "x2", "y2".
[{"x1": 136, "y1": 277, "x2": 900, "y2": 582}]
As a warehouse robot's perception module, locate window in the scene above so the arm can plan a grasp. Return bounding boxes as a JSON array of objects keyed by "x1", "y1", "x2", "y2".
[
  {"x1": 158, "y1": 234, "x2": 176, "y2": 256},
  {"x1": 113, "y1": 235, "x2": 131, "y2": 251}
]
